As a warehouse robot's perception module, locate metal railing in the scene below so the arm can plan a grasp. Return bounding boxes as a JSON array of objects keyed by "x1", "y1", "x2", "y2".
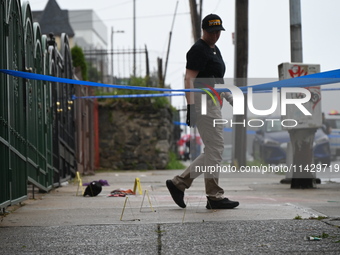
[{"x1": 0, "y1": 0, "x2": 77, "y2": 210}]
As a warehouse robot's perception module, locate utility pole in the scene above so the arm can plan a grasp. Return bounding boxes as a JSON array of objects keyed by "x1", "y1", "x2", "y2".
[
  {"x1": 188, "y1": 0, "x2": 202, "y2": 160},
  {"x1": 289, "y1": 0, "x2": 317, "y2": 189},
  {"x1": 145, "y1": 44, "x2": 150, "y2": 78},
  {"x1": 157, "y1": 57, "x2": 163, "y2": 88},
  {"x1": 111, "y1": 27, "x2": 124, "y2": 83},
  {"x1": 133, "y1": 0, "x2": 136, "y2": 77},
  {"x1": 290, "y1": 0, "x2": 303, "y2": 63},
  {"x1": 233, "y1": 0, "x2": 248, "y2": 167},
  {"x1": 111, "y1": 27, "x2": 113, "y2": 84},
  {"x1": 188, "y1": 0, "x2": 201, "y2": 41},
  {"x1": 163, "y1": 1, "x2": 179, "y2": 85}
]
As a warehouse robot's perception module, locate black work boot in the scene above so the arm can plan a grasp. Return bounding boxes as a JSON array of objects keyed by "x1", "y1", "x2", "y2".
[
  {"x1": 206, "y1": 197, "x2": 239, "y2": 209},
  {"x1": 166, "y1": 180, "x2": 186, "y2": 208}
]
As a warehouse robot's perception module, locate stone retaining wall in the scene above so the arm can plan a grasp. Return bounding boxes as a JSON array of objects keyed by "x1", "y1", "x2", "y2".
[{"x1": 98, "y1": 100, "x2": 174, "y2": 170}]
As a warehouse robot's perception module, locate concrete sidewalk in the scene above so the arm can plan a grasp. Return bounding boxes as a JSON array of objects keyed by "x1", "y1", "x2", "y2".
[{"x1": 1, "y1": 169, "x2": 340, "y2": 254}]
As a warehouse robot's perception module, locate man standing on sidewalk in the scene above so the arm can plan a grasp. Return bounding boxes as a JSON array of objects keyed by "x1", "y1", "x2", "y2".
[{"x1": 166, "y1": 14, "x2": 239, "y2": 210}]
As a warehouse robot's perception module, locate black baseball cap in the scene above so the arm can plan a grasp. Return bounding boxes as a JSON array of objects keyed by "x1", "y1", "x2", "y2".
[{"x1": 202, "y1": 14, "x2": 225, "y2": 32}]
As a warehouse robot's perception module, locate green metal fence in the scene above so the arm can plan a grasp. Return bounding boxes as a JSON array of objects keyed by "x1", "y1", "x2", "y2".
[
  {"x1": 0, "y1": 0, "x2": 9, "y2": 208},
  {"x1": 0, "y1": 0, "x2": 75, "y2": 210}
]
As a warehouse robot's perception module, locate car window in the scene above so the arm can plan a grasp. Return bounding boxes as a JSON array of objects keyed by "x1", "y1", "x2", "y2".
[
  {"x1": 326, "y1": 119, "x2": 340, "y2": 129},
  {"x1": 265, "y1": 120, "x2": 282, "y2": 132}
]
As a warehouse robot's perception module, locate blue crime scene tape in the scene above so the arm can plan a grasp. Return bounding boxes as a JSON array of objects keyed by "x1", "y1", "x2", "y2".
[
  {"x1": 72, "y1": 93, "x2": 185, "y2": 100},
  {"x1": 173, "y1": 121, "x2": 188, "y2": 126},
  {"x1": 223, "y1": 127, "x2": 256, "y2": 134},
  {"x1": 1, "y1": 69, "x2": 340, "y2": 97},
  {"x1": 74, "y1": 87, "x2": 340, "y2": 100},
  {"x1": 3, "y1": 68, "x2": 340, "y2": 128}
]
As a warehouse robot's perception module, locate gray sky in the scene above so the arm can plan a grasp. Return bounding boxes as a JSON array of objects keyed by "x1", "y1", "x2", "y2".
[{"x1": 30, "y1": 0, "x2": 340, "y2": 113}]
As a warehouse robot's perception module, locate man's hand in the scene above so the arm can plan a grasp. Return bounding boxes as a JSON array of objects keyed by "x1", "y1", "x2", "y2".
[
  {"x1": 186, "y1": 104, "x2": 196, "y2": 127},
  {"x1": 220, "y1": 92, "x2": 233, "y2": 106}
]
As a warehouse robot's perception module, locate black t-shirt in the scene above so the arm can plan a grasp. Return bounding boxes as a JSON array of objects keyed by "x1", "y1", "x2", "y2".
[{"x1": 186, "y1": 39, "x2": 226, "y2": 88}]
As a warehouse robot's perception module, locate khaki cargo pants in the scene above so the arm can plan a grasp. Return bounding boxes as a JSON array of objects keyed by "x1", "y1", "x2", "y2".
[{"x1": 172, "y1": 93, "x2": 225, "y2": 200}]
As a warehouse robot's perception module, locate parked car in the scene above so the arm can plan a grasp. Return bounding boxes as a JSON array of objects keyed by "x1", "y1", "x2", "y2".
[
  {"x1": 252, "y1": 119, "x2": 331, "y2": 165},
  {"x1": 325, "y1": 113, "x2": 340, "y2": 159}
]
